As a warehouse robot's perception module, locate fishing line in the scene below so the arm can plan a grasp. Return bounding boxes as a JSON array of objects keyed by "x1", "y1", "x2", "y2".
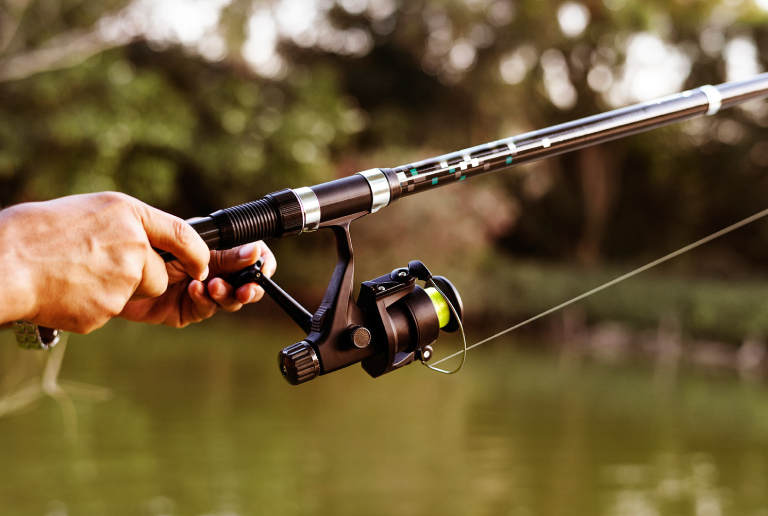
[{"x1": 430, "y1": 207, "x2": 768, "y2": 368}]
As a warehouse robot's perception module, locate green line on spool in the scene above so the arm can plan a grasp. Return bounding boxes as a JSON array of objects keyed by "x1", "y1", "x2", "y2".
[{"x1": 425, "y1": 287, "x2": 451, "y2": 328}]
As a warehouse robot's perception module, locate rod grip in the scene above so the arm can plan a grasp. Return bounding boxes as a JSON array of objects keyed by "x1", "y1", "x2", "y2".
[{"x1": 158, "y1": 196, "x2": 282, "y2": 262}]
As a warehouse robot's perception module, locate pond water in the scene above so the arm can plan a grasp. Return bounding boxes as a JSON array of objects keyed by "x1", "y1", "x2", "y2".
[{"x1": 0, "y1": 320, "x2": 767, "y2": 516}]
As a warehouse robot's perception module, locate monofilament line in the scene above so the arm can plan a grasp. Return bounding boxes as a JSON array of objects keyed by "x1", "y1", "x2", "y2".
[{"x1": 431, "y1": 207, "x2": 768, "y2": 367}]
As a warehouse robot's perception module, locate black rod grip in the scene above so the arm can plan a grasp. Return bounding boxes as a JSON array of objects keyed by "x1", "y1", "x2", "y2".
[{"x1": 158, "y1": 196, "x2": 281, "y2": 263}]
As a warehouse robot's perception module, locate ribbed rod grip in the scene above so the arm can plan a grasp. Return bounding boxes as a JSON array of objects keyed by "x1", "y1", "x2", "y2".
[
  {"x1": 212, "y1": 197, "x2": 280, "y2": 249},
  {"x1": 158, "y1": 197, "x2": 281, "y2": 262}
]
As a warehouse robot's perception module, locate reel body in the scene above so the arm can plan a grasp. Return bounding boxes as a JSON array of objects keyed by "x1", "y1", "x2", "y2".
[
  {"x1": 358, "y1": 268, "x2": 461, "y2": 378},
  {"x1": 233, "y1": 218, "x2": 463, "y2": 385}
]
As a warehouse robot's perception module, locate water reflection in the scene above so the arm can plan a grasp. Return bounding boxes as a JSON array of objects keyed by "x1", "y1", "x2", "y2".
[{"x1": 1, "y1": 320, "x2": 767, "y2": 515}]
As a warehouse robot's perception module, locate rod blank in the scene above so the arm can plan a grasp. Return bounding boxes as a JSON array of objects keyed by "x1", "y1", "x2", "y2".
[{"x1": 393, "y1": 73, "x2": 768, "y2": 198}]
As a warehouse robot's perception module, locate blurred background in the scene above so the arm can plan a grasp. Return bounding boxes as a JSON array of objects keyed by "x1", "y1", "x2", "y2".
[{"x1": 2, "y1": 0, "x2": 768, "y2": 514}]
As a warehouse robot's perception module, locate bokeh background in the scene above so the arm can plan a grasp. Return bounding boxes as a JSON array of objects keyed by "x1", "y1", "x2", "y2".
[{"x1": 2, "y1": 0, "x2": 768, "y2": 514}]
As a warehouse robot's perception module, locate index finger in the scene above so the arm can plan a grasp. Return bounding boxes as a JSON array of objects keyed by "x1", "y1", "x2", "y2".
[
  {"x1": 258, "y1": 241, "x2": 277, "y2": 278},
  {"x1": 133, "y1": 202, "x2": 210, "y2": 281}
]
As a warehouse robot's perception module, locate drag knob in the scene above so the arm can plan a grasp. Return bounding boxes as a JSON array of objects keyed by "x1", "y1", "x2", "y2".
[
  {"x1": 277, "y1": 341, "x2": 320, "y2": 385},
  {"x1": 347, "y1": 325, "x2": 372, "y2": 349}
]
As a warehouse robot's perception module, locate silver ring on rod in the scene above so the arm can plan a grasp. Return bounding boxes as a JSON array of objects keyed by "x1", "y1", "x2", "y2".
[
  {"x1": 699, "y1": 85, "x2": 722, "y2": 116},
  {"x1": 293, "y1": 187, "x2": 321, "y2": 233},
  {"x1": 356, "y1": 169, "x2": 391, "y2": 213}
]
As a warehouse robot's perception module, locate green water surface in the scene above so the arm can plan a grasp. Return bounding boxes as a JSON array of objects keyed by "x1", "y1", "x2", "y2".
[{"x1": 0, "y1": 320, "x2": 767, "y2": 516}]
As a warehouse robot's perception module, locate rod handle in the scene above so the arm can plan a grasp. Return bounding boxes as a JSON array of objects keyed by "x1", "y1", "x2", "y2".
[{"x1": 157, "y1": 195, "x2": 284, "y2": 262}]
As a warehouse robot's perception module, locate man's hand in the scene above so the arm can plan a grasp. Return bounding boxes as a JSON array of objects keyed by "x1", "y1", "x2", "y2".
[
  {"x1": 119, "y1": 241, "x2": 276, "y2": 327},
  {"x1": 0, "y1": 192, "x2": 271, "y2": 333}
]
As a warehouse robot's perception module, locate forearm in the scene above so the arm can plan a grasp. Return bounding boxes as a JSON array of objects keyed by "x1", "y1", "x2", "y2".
[{"x1": 0, "y1": 207, "x2": 38, "y2": 324}]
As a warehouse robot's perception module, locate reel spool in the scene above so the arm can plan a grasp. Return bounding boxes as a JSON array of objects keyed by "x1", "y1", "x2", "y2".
[{"x1": 232, "y1": 222, "x2": 464, "y2": 386}]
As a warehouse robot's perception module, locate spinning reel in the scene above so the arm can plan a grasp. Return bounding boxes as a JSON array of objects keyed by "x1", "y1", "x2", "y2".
[{"x1": 232, "y1": 219, "x2": 464, "y2": 385}]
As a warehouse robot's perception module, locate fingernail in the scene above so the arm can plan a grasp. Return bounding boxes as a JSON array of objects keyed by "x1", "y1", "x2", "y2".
[
  {"x1": 239, "y1": 243, "x2": 256, "y2": 260},
  {"x1": 201, "y1": 266, "x2": 210, "y2": 281},
  {"x1": 214, "y1": 283, "x2": 225, "y2": 296}
]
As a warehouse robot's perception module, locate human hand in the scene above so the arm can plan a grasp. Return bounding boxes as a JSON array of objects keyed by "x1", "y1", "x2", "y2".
[
  {"x1": 0, "y1": 192, "x2": 213, "y2": 333},
  {"x1": 118, "y1": 241, "x2": 276, "y2": 327}
]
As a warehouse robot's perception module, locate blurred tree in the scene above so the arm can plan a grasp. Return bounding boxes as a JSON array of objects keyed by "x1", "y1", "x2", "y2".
[{"x1": 1, "y1": 0, "x2": 768, "y2": 275}]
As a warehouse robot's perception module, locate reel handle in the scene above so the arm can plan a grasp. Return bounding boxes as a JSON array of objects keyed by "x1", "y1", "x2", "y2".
[{"x1": 231, "y1": 259, "x2": 313, "y2": 334}]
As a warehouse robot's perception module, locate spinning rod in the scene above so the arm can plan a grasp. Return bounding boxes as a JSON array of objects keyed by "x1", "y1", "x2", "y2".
[
  {"x1": 162, "y1": 72, "x2": 768, "y2": 254},
  {"x1": 162, "y1": 73, "x2": 768, "y2": 386}
]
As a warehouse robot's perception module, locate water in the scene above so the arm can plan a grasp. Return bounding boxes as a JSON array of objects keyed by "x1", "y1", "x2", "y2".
[{"x1": 1, "y1": 320, "x2": 767, "y2": 516}]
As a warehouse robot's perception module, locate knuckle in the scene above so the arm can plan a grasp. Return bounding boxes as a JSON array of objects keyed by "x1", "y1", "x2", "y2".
[
  {"x1": 104, "y1": 191, "x2": 135, "y2": 211},
  {"x1": 142, "y1": 239, "x2": 156, "y2": 258},
  {"x1": 106, "y1": 299, "x2": 126, "y2": 319},
  {"x1": 211, "y1": 250, "x2": 226, "y2": 272},
  {"x1": 125, "y1": 260, "x2": 145, "y2": 288},
  {"x1": 173, "y1": 218, "x2": 192, "y2": 248},
  {"x1": 96, "y1": 191, "x2": 123, "y2": 202},
  {"x1": 145, "y1": 279, "x2": 168, "y2": 299},
  {"x1": 144, "y1": 267, "x2": 169, "y2": 298},
  {"x1": 155, "y1": 276, "x2": 170, "y2": 296}
]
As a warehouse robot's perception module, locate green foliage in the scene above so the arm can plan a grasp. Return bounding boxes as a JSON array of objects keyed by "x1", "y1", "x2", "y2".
[{"x1": 3, "y1": 0, "x2": 768, "y2": 327}]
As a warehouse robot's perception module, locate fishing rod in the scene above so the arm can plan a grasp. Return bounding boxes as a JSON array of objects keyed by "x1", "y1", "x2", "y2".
[{"x1": 161, "y1": 72, "x2": 768, "y2": 386}]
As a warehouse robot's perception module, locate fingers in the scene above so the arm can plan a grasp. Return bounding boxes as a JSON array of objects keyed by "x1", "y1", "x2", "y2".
[
  {"x1": 207, "y1": 278, "x2": 243, "y2": 312},
  {"x1": 208, "y1": 241, "x2": 276, "y2": 277},
  {"x1": 209, "y1": 241, "x2": 261, "y2": 275},
  {"x1": 203, "y1": 240, "x2": 275, "y2": 312},
  {"x1": 259, "y1": 242, "x2": 277, "y2": 278},
  {"x1": 235, "y1": 283, "x2": 264, "y2": 305},
  {"x1": 187, "y1": 280, "x2": 218, "y2": 322},
  {"x1": 206, "y1": 277, "x2": 265, "y2": 308},
  {"x1": 133, "y1": 201, "x2": 210, "y2": 281},
  {"x1": 132, "y1": 249, "x2": 169, "y2": 300}
]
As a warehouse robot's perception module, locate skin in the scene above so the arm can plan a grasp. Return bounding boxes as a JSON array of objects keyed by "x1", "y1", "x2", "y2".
[{"x1": 0, "y1": 192, "x2": 276, "y2": 333}]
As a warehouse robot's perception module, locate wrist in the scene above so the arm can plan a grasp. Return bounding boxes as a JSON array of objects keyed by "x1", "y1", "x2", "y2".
[{"x1": 0, "y1": 207, "x2": 39, "y2": 323}]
